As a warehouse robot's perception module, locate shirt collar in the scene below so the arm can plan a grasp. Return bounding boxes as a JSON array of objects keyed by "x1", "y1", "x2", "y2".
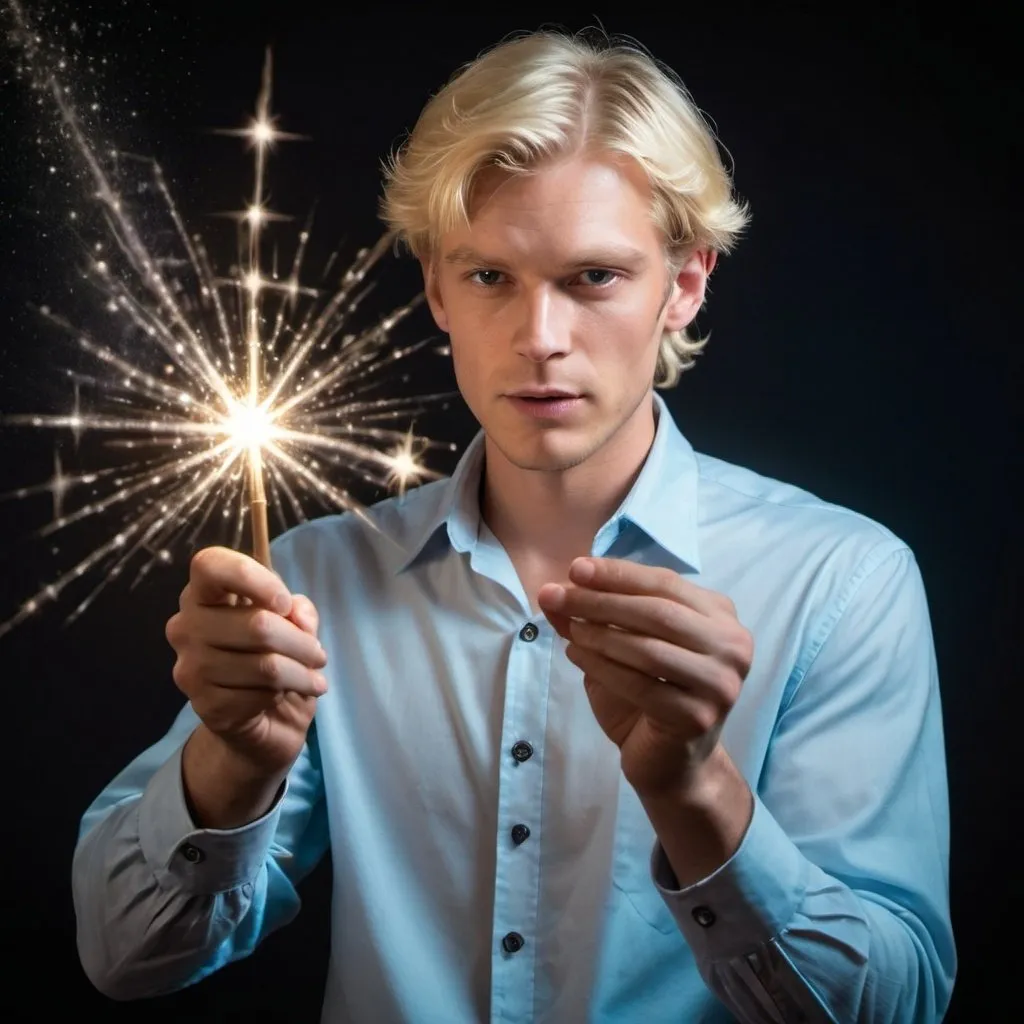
[{"x1": 395, "y1": 391, "x2": 701, "y2": 575}]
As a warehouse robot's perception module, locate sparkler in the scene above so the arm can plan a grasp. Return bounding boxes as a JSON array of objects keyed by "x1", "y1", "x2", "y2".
[{"x1": 0, "y1": 3, "x2": 458, "y2": 638}]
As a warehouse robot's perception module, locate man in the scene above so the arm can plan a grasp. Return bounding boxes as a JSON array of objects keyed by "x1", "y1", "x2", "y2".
[{"x1": 72, "y1": 29, "x2": 956, "y2": 1023}]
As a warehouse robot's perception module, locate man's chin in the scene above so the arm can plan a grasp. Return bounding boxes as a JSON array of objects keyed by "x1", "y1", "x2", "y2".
[{"x1": 489, "y1": 430, "x2": 598, "y2": 475}]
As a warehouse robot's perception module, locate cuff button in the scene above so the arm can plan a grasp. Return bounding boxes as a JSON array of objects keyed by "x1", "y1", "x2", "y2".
[
  {"x1": 692, "y1": 905, "x2": 716, "y2": 928},
  {"x1": 181, "y1": 843, "x2": 205, "y2": 864}
]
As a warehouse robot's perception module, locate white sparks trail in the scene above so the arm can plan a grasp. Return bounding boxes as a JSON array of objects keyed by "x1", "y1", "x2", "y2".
[{"x1": 0, "y1": 2, "x2": 458, "y2": 637}]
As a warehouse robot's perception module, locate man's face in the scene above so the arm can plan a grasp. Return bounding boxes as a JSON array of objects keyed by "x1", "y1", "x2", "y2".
[{"x1": 423, "y1": 151, "x2": 710, "y2": 476}]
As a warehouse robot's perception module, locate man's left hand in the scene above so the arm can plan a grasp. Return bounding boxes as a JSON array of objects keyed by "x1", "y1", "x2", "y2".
[{"x1": 537, "y1": 556, "x2": 753, "y2": 797}]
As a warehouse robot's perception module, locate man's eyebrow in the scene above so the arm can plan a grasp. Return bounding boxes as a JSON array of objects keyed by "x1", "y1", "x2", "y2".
[{"x1": 442, "y1": 244, "x2": 650, "y2": 269}]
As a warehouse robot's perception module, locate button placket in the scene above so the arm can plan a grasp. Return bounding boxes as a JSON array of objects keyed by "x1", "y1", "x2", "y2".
[{"x1": 488, "y1": 620, "x2": 551, "y2": 1017}]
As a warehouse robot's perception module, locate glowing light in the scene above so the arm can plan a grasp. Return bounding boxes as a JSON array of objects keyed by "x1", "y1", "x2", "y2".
[
  {"x1": 226, "y1": 400, "x2": 276, "y2": 453},
  {"x1": 383, "y1": 426, "x2": 430, "y2": 499},
  {"x1": 251, "y1": 118, "x2": 274, "y2": 145},
  {"x1": 0, "y1": 6, "x2": 459, "y2": 638}
]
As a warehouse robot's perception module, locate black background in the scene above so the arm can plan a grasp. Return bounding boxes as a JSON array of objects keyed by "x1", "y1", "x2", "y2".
[{"x1": 0, "y1": 2, "x2": 1018, "y2": 1021}]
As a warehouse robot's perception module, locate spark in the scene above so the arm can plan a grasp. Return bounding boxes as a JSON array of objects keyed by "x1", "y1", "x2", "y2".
[
  {"x1": 382, "y1": 425, "x2": 431, "y2": 499},
  {"x1": 0, "y1": 5, "x2": 459, "y2": 638},
  {"x1": 251, "y1": 118, "x2": 275, "y2": 146}
]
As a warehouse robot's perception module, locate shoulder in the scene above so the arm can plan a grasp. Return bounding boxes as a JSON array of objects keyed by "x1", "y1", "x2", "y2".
[{"x1": 694, "y1": 450, "x2": 913, "y2": 582}]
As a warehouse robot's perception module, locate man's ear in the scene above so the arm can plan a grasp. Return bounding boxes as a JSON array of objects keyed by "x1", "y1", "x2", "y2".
[
  {"x1": 420, "y1": 257, "x2": 450, "y2": 334},
  {"x1": 663, "y1": 248, "x2": 717, "y2": 333}
]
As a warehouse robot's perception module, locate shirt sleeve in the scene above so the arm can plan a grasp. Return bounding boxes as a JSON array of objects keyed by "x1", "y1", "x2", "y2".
[
  {"x1": 72, "y1": 700, "x2": 329, "y2": 1000},
  {"x1": 650, "y1": 543, "x2": 957, "y2": 1023}
]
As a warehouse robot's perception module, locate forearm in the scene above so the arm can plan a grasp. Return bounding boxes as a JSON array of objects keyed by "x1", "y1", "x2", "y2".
[
  {"x1": 646, "y1": 794, "x2": 954, "y2": 1023},
  {"x1": 182, "y1": 723, "x2": 288, "y2": 829},
  {"x1": 73, "y1": 714, "x2": 302, "y2": 1000},
  {"x1": 73, "y1": 785, "x2": 285, "y2": 1001},
  {"x1": 637, "y1": 742, "x2": 754, "y2": 889}
]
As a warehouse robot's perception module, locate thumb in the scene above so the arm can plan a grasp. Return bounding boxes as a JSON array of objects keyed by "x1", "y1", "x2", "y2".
[{"x1": 287, "y1": 594, "x2": 320, "y2": 637}]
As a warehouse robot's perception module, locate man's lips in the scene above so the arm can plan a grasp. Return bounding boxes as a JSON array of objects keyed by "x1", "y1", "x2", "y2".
[
  {"x1": 506, "y1": 390, "x2": 582, "y2": 399},
  {"x1": 505, "y1": 393, "x2": 585, "y2": 418}
]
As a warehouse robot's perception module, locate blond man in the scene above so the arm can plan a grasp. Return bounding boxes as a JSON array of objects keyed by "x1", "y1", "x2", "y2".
[{"x1": 73, "y1": 30, "x2": 956, "y2": 1023}]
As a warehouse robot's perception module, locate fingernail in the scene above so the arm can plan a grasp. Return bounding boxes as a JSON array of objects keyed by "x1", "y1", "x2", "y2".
[
  {"x1": 273, "y1": 592, "x2": 291, "y2": 614},
  {"x1": 571, "y1": 558, "x2": 595, "y2": 583},
  {"x1": 314, "y1": 674, "x2": 328, "y2": 695},
  {"x1": 543, "y1": 584, "x2": 566, "y2": 609}
]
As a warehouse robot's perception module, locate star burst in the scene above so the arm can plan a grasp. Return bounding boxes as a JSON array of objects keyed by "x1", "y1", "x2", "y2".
[{"x1": 0, "y1": 3, "x2": 458, "y2": 638}]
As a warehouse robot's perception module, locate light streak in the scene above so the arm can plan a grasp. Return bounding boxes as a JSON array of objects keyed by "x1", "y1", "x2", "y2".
[{"x1": 1, "y1": 3, "x2": 457, "y2": 637}]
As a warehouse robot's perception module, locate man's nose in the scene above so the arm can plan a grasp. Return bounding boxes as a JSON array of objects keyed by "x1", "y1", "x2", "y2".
[{"x1": 511, "y1": 287, "x2": 572, "y2": 361}]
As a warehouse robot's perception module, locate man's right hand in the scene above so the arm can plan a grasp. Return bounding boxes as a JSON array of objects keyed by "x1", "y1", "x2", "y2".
[{"x1": 166, "y1": 546, "x2": 328, "y2": 781}]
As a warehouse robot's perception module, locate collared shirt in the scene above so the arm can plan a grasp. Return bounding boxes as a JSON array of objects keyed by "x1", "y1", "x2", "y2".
[{"x1": 72, "y1": 393, "x2": 956, "y2": 1023}]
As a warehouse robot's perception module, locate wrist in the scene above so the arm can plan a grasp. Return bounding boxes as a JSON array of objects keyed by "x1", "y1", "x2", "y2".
[
  {"x1": 636, "y1": 744, "x2": 754, "y2": 889},
  {"x1": 636, "y1": 741, "x2": 740, "y2": 808},
  {"x1": 182, "y1": 725, "x2": 288, "y2": 829}
]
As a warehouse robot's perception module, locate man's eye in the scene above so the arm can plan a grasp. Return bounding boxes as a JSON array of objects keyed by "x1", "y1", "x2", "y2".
[
  {"x1": 579, "y1": 269, "x2": 617, "y2": 286},
  {"x1": 469, "y1": 270, "x2": 504, "y2": 286}
]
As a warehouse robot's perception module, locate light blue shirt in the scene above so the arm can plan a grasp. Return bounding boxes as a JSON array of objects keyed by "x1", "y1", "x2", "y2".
[{"x1": 72, "y1": 393, "x2": 956, "y2": 1022}]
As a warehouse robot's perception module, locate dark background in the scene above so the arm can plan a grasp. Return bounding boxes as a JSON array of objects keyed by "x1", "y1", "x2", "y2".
[{"x1": 0, "y1": 1, "x2": 1018, "y2": 1021}]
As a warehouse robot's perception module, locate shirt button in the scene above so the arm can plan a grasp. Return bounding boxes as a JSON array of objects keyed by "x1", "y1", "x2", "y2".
[
  {"x1": 181, "y1": 843, "x2": 205, "y2": 864},
  {"x1": 518, "y1": 622, "x2": 539, "y2": 642},
  {"x1": 511, "y1": 823, "x2": 531, "y2": 845},
  {"x1": 501, "y1": 931, "x2": 525, "y2": 954},
  {"x1": 692, "y1": 905, "x2": 716, "y2": 928},
  {"x1": 511, "y1": 740, "x2": 534, "y2": 763}
]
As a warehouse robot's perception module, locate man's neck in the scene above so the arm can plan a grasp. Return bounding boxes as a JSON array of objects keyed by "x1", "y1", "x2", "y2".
[{"x1": 480, "y1": 398, "x2": 658, "y2": 568}]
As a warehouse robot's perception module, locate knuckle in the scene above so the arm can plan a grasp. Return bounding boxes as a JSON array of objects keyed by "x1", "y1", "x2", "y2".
[
  {"x1": 256, "y1": 652, "x2": 283, "y2": 685},
  {"x1": 723, "y1": 625, "x2": 754, "y2": 670},
  {"x1": 234, "y1": 558, "x2": 258, "y2": 594},
  {"x1": 248, "y1": 608, "x2": 278, "y2": 646},
  {"x1": 651, "y1": 601, "x2": 680, "y2": 637},
  {"x1": 693, "y1": 701, "x2": 719, "y2": 733},
  {"x1": 190, "y1": 546, "x2": 218, "y2": 579},
  {"x1": 164, "y1": 613, "x2": 182, "y2": 648},
  {"x1": 657, "y1": 567, "x2": 679, "y2": 590},
  {"x1": 712, "y1": 661, "x2": 741, "y2": 701},
  {"x1": 171, "y1": 657, "x2": 193, "y2": 694},
  {"x1": 296, "y1": 595, "x2": 319, "y2": 630}
]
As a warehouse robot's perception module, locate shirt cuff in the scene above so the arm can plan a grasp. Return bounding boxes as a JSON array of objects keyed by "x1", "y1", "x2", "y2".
[
  {"x1": 137, "y1": 741, "x2": 287, "y2": 896},
  {"x1": 650, "y1": 794, "x2": 809, "y2": 961}
]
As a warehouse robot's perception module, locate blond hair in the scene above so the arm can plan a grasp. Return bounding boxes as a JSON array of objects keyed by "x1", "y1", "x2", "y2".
[{"x1": 380, "y1": 29, "x2": 750, "y2": 388}]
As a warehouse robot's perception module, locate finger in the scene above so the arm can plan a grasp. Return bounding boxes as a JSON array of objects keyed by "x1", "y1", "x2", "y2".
[
  {"x1": 568, "y1": 619, "x2": 735, "y2": 704},
  {"x1": 537, "y1": 587, "x2": 574, "y2": 640},
  {"x1": 192, "y1": 648, "x2": 328, "y2": 697},
  {"x1": 568, "y1": 557, "x2": 720, "y2": 616},
  {"x1": 287, "y1": 594, "x2": 320, "y2": 637},
  {"x1": 566, "y1": 642, "x2": 721, "y2": 735},
  {"x1": 187, "y1": 605, "x2": 326, "y2": 668},
  {"x1": 546, "y1": 610, "x2": 573, "y2": 642},
  {"x1": 539, "y1": 583, "x2": 712, "y2": 650},
  {"x1": 187, "y1": 546, "x2": 292, "y2": 612}
]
